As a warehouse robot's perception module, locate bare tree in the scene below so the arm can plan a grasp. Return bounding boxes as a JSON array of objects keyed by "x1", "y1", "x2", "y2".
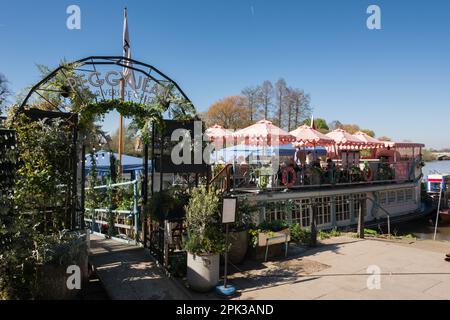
[
  {"x1": 284, "y1": 88, "x2": 312, "y2": 131},
  {"x1": 0, "y1": 73, "x2": 10, "y2": 113},
  {"x1": 241, "y1": 86, "x2": 260, "y2": 122},
  {"x1": 328, "y1": 120, "x2": 343, "y2": 131},
  {"x1": 295, "y1": 90, "x2": 311, "y2": 128},
  {"x1": 286, "y1": 87, "x2": 295, "y2": 131},
  {"x1": 274, "y1": 78, "x2": 288, "y2": 127},
  {"x1": 257, "y1": 80, "x2": 273, "y2": 120}
]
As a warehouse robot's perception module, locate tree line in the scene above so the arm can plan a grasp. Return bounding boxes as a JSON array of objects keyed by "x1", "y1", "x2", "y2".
[
  {"x1": 0, "y1": 73, "x2": 10, "y2": 114},
  {"x1": 201, "y1": 78, "x2": 313, "y2": 131},
  {"x1": 200, "y1": 78, "x2": 381, "y2": 139}
]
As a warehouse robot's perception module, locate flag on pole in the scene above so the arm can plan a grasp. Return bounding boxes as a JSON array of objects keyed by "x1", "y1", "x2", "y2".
[{"x1": 123, "y1": 7, "x2": 138, "y2": 97}]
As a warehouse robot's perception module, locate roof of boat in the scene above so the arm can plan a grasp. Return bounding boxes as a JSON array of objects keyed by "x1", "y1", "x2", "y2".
[{"x1": 427, "y1": 174, "x2": 450, "y2": 179}]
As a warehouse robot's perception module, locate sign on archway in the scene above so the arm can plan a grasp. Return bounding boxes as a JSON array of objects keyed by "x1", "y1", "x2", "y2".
[{"x1": 18, "y1": 56, "x2": 194, "y2": 115}]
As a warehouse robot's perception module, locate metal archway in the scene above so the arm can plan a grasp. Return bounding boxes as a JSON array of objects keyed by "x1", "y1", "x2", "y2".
[
  {"x1": 15, "y1": 56, "x2": 197, "y2": 241},
  {"x1": 18, "y1": 56, "x2": 193, "y2": 114}
]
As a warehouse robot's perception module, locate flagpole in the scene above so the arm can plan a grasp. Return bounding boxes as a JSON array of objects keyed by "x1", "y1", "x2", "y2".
[
  {"x1": 118, "y1": 79, "x2": 124, "y2": 175},
  {"x1": 118, "y1": 6, "x2": 127, "y2": 176}
]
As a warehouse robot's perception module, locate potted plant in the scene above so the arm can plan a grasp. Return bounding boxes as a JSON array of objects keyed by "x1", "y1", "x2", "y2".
[
  {"x1": 228, "y1": 200, "x2": 256, "y2": 264},
  {"x1": 183, "y1": 187, "x2": 226, "y2": 292}
]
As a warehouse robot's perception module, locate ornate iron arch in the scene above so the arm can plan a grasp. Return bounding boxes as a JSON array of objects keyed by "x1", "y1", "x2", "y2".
[{"x1": 17, "y1": 56, "x2": 194, "y2": 116}]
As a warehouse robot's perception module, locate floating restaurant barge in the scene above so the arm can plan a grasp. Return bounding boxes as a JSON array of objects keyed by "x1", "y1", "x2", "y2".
[{"x1": 207, "y1": 122, "x2": 427, "y2": 231}]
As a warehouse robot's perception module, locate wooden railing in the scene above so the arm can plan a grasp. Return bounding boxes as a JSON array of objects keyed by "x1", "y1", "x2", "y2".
[{"x1": 209, "y1": 164, "x2": 233, "y2": 193}]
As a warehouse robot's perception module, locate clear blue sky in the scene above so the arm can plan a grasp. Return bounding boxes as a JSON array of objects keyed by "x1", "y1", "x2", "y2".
[{"x1": 1, "y1": 0, "x2": 449, "y2": 149}]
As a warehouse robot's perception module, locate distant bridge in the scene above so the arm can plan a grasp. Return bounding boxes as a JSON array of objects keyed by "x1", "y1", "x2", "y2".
[{"x1": 432, "y1": 152, "x2": 450, "y2": 161}]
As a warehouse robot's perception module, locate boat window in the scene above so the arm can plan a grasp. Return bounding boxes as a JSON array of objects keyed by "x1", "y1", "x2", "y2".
[
  {"x1": 293, "y1": 199, "x2": 311, "y2": 227},
  {"x1": 379, "y1": 192, "x2": 387, "y2": 205},
  {"x1": 292, "y1": 200, "x2": 300, "y2": 224},
  {"x1": 405, "y1": 189, "x2": 413, "y2": 201},
  {"x1": 266, "y1": 202, "x2": 286, "y2": 221},
  {"x1": 315, "y1": 197, "x2": 331, "y2": 225},
  {"x1": 336, "y1": 195, "x2": 350, "y2": 221},
  {"x1": 397, "y1": 190, "x2": 405, "y2": 203},
  {"x1": 429, "y1": 182, "x2": 442, "y2": 192},
  {"x1": 388, "y1": 191, "x2": 396, "y2": 205}
]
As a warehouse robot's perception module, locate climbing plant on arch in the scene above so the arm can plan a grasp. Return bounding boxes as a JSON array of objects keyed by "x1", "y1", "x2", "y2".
[{"x1": 14, "y1": 56, "x2": 197, "y2": 136}]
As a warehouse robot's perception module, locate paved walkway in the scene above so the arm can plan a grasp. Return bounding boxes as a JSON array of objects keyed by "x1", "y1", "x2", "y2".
[
  {"x1": 231, "y1": 237, "x2": 450, "y2": 300},
  {"x1": 89, "y1": 234, "x2": 189, "y2": 300},
  {"x1": 88, "y1": 233, "x2": 450, "y2": 300}
]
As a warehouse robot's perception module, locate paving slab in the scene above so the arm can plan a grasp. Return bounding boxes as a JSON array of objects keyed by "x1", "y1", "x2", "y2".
[
  {"x1": 89, "y1": 234, "x2": 189, "y2": 300},
  {"x1": 88, "y1": 234, "x2": 450, "y2": 300},
  {"x1": 232, "y1": 236, "x2": 450, "y2": 300}
]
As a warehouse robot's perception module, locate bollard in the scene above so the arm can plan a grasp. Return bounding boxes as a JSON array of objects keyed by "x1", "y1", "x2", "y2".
[{"x1": 357, "y1": 199, "x2": 365, "y2": 239}]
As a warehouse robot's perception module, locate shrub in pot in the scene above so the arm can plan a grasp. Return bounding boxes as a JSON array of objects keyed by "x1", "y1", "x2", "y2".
[
  {"x1": 183, "y1": 187, "x2": 226, "y2": 292},
  {"x1": 228, "y1": 200, "x2": 256, "y2": 264}
]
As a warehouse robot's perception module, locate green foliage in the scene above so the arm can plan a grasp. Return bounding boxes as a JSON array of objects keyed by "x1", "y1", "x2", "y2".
[
  {"x1": 378, "y1": 163, "x2": 395, "y2": 180},
  {"x1": 303, "y1": 118, "x2": 329, "y2": 131},
  {"x1": 0, "y1": 115, "x2": 86, "y2": 299},
  {"x1": 248, "y1": 220, "x2": 290, "y2": 248},
  {"x1": 285, "y1": 227, "x2": 342, "y2": 242},
  {"x1": 349, "y1": 166, "x2": 363, "y2": 182},
  {"x1": 364, "y1": 228, "x2": 378, "y2": 236},
  {"x1": 183, "y1": 187, "x2": 226, "y2": 255},
  {"x1": 258, "y1": 220, "x2": 289, "y2": 232},
  {"x1": 13, "y1": 115, "x2": 73, "y2": 230},
  {"x1": 233, "y1": 199, "x2": 257, "y2": 231},
  {"x1": 167, "y1": 253, "x2": 187, "y2": 278},
  {"x1": 360, "y1": 129, "x2": 375, "y2": 137},
  {"x1": 108, "y1": 153, "x2": 118, "y2": 184},
  {"x1": 149, "y1": 190, "x2": 176, "y2": 221},
  {"x1": 85, "y1": 150, "x2": 100, "y2": 210},
  {"x1": 248, "y1": 228, "x2": 263, "y2": 248},
  {"x1": 80, "y1": 99, "x2": 165, "y2": 144},
  {"x1": 149, "y1": 186, "x2": 190, "y2": 221},
  {"x1": 289, "y1": 224, "x2": 311, "y2": 244},
  {"x1": 318, "y1": 228, "x2": 341, "y2": 240}
]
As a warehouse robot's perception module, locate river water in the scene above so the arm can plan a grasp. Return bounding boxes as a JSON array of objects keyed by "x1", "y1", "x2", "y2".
[
  {"x1": 422, "y1": 161, "x2": 450, "y2": 176},
  {"x1": 394, "y1": 161, "x2": 450, "y2": 242}
]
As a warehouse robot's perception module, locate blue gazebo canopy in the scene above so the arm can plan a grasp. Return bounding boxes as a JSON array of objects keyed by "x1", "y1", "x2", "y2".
[
  {"x1": 212, "y1": 144, "x2": 326, "y2": 163},
  {"x1": 85, "y1": 150, "x2": 151, "y2": 176}
]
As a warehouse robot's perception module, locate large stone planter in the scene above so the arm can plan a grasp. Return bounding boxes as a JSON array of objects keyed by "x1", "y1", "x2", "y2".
[
  {"x1": 228, "y1": 229, "x2": 249, "y2": 264},
  {"x1": 187, "y1": 252, "x2": 220, "y2": 292},
  {"x1": 35, "y1": 232, "x2": 89, "y2": 299}
]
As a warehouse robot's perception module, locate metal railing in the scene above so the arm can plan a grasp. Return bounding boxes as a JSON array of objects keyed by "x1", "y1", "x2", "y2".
[
  {"x1": 209, "y1": 164, "x2": 232, "y2": 193},
  {"x1": 84, "y1": 179, "x2": 139, "y2": 241},
  {"x1": 219, "y1": 159, "x2": 418, "y2": 191}
]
